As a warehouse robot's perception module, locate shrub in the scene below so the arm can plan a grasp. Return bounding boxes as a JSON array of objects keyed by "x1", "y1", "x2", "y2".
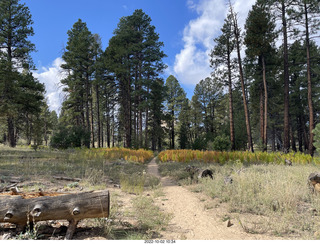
[
  {"x1": 207, "y1": 135, "x2": 231, "y2": 151},
  {"x1": 313, "y1": 123, "x2": 320, "y2": 153},
  {"x1": 50, "y1": 125, "x2": 90, "y2": 149},
  {"x1": 192, "y1": 136, "x2": 207, "y2": 150}
]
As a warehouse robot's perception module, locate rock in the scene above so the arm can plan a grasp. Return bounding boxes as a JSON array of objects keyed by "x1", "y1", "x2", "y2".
[
  {"x1": 285, "y1": 159, "x2": 292, "y2": 166},
  {"x1": 1, "y1": 233, "x2": 12, "y2": 240},
  {"x1": 224, "y1": 176, "x2": 233, "y2": 185},
  {"x1": 227, "y1": 220, "x2": 233, "y2": 227}
]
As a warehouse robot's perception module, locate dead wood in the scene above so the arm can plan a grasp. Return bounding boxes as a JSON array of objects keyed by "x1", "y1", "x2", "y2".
[
  {"x1": 0, "y1": 183, "x2": 18, "y2": 193},
  {"x1": 0, "y1": 190, "x2": 110, "y2": 239},
  {"x1": 52, "y1": 176, "x2": 81, "y2": 182}
]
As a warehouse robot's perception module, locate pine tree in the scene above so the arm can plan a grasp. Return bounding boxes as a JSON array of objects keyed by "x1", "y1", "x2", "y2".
[
  {"x1": 178, "y1": 98, "x2": 191, "y2": 149},
  {"x1": 106, "y1": 9, "x2": 166, "y2": 148},
  {"x1": 290, "y1": 0, "x2": 320, "y2": 156},
  {"x1": 164, "y1": 75, "x2": 186, "y2": 149},
  {"x1": 149, "y1": 78, "x2": 166, "y2": 151},
  {"x1": 210, "y1": 14, "x2": 236, "y2": 150},
  {"x1": 229, "y1": 2, "x2": 254, "y2": 152},
  {"x1": 0, "y1": 0, "x2": 35, "y2": 147},
  {"x1": 193, "y1": 77, "x2": 222, "y2": 142},
  {"x1": 244, "y1": 0, "x2": 277, "y2": 151},
  {"x1": 61, "y1": 19, "x2": 96, "y2": 148}
]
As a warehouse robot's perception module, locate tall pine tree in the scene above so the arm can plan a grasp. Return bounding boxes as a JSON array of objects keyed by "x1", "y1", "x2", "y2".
[{"x1": 0, "y1": 0, "x2": 36, "y2": 147}]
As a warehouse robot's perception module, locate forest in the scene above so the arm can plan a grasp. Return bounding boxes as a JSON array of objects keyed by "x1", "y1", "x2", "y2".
[{"x1": 1, "y1": 0, "x2": 320, "y2": 155}]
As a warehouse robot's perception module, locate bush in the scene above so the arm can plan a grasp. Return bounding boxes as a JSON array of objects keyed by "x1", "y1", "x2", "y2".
[
  {"x1": 192, "y1": 136, "x2": 207, "y2": 150},
  {"x1": 50, "y1": 125, "x2": 90, "y2": 149},
  {"x1": 207, "y1": 135, "x2": 230, "y2": 151},
  {"x1": 313, "y1": 123, "x2": 320, "y2": 152}
]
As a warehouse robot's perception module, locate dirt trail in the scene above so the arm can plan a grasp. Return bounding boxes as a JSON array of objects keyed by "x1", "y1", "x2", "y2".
[{"x1": 147, "y1": 157, "x2": 276, "y2": 240}]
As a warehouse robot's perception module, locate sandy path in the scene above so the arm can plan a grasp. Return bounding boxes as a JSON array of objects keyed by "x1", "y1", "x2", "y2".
[{"x1": 147, "y1": 157, "x2": 275, "y2": 240}]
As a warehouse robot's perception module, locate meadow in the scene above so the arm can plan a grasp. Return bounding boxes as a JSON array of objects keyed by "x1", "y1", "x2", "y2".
[
  {"x1": 1, "y1": 146, "x2": 320, "y2": 239},
  {"x1": 158, "y1": 151, "x2": 320, "y2": 239},
  {"x1": 0, "y1": 146, "x2": 167, "y2": 240}
]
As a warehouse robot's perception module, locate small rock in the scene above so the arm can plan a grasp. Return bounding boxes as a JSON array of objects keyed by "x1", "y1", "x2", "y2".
[
  {"x1": 227, "y1": 220, "x2": 233, "y2": 227},
  {"x1": 224, "y1": 176, "x2": 233, "y2": 185},
  {"x1": 114, "y1": 184, "x2": 120, "y2": 188},
  {"x1": 285, "y1": 159, "x2": 292, "y2": 166},
  {"x1": 2, "y1": 233, "x2": 12, "y2": 240},
  {"x1": 314, "y1": 231, "x2": 320, "y2": 238}
]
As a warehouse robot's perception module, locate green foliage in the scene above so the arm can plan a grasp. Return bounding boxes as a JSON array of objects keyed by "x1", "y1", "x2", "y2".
[
  {"x1": 105, "y1": 9, "x2": 167, "y2": 148},
  {"x1": 192, "y1": 136, "x2": 207, "y2": 150},
  {"x1": 165, "y1": 75, "x2": 187, "y2": 149},
  {"x1": 50, "y1": 125, "x2": 90, "y2": 149},
  {"x1": 313, "y1": 123, "x2": 320, "y2": 151},
  {"x1": 0, "y1": 0, "x2": 45, "y2": 147},
  {"x1": 208, "y1": 135, "x2": 231, "y2": 151}
]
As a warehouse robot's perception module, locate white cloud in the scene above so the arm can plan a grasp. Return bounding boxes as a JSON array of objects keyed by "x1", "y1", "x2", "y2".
[
  {"x1": 173, "y1": 0, "x2": 256, "y2": 85},
  {"x1": 33, "y1": 57, "x2": 66, "y2": 114}
]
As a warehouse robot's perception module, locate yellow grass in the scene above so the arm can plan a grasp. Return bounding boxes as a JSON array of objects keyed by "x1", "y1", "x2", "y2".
[{"x1": 158, "y1": 149, "x2": 319, "y2": 165}]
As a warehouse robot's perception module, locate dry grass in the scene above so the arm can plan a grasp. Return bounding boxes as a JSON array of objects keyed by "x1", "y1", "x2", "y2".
[
  {"x1": 0, "y1": 146, "x2": 163, "y2": 240},
  {"x1": 158, "y1": 159, "x2": 320, "y2": 239},
  {"x1": 197, "y1": 163, "x2": 320, "y2": 239}
]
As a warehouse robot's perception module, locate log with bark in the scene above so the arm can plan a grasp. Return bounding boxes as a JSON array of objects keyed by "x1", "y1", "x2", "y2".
[
  {"x1": 0, "y1": 190, "x2": 110, "y2": 239},
  {"x1": 52, "y1": 176, "x2": 82, "y2": 182}
]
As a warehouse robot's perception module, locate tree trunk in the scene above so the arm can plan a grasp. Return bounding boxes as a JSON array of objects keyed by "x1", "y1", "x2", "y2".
[
  {"x1": 304, "y1": 1, "x2": 314, "y2": 156},
  {"x1": 145, "y1": 85, "x2": 150, "y2": 149},
  {"x1": 125, "y1": 77, "x2": 132, "y2": 148},
  {"x1": 85, "y1": 77, "x2": 91, "y2": 136},
  {"x1": 90, "y1": 96, "x2": 95, "y2": 148},
  {"x1": 227, "y1": 40, "x2": 235, "y2": 151},
  {"x1": 262, "y1": 56, "x2": 268, "y2": 151},
  {"x1": 260, "y1": 87, "x2": 264, "y2": 145},
  {"x1": 0, "y1": 190, "x2": 110, "y2": 240},
  {"x1": 171, "y1": 109, "x2": 175, "y2": 149},
  {"x1": 230, "y1": 4, "x2": 254, "y2": 152},
  {"x1": 271, "y1": 126, "x2": 276, "y2": 152},
  {"x1": 106, "y1": 112, "x2": 111, "y2": 148},
  {"x1": 291, "y1": 125, "x2": 297, "y2": 152},
  {"x1": 6, "y1": 24, "x2": 16, "y2": 148},
  {"x1": 96, "y1": 84, "x2": 101, "y2": 148},
  {"x1": 7, "y1": 116, "x2": 16, "y2": 148},
  {"x1": 281, "y1": 0, "x2": 290, "y2": 153}
]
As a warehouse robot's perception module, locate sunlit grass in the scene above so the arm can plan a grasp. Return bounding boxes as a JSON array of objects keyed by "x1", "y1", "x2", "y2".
[{"x1": 158, "y1": 149, "x2": 318, "y2": 165}]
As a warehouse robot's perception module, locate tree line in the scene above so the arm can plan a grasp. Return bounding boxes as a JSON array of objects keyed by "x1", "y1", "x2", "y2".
[{"x1": 0, "y1": 0, "x2": 319, "y2": 155}]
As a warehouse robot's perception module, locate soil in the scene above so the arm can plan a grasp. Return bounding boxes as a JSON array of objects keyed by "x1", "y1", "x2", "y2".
[
  {"x1": 0, "y1": 157, "x2": 282, "y2": 240},
  {"x1": 147, "y1": 157, "x2": 279, "y2": 240}
]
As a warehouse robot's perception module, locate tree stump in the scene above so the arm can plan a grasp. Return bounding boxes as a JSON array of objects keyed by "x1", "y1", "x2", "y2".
[{"x1": 0, "y1": 190, "x2": 110, "y2": 239}]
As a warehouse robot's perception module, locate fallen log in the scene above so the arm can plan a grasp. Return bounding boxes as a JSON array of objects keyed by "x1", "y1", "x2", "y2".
[
  {"x1": 0, "y1": 190, "x2": 110, "y2": 239},
  {"x1": 0, "y1": 183, "x2": 18, "y2": 193},
  {"x1": 52, "y1": 176, "x2": 82, "y2": 182}
]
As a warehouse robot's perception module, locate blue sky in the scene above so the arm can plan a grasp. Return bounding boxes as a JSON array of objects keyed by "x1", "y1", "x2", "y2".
[{"x1": 23, "y1": 0, "x2": 256, "y2": 113}]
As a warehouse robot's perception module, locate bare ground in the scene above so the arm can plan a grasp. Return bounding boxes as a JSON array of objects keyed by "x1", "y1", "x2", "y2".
[
  {"x1": 0, "y1": 157, "x2": 284, "y2": 240},
  {"x1": 147, "y1": 157, "x2": 280, "y2": 240}
]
